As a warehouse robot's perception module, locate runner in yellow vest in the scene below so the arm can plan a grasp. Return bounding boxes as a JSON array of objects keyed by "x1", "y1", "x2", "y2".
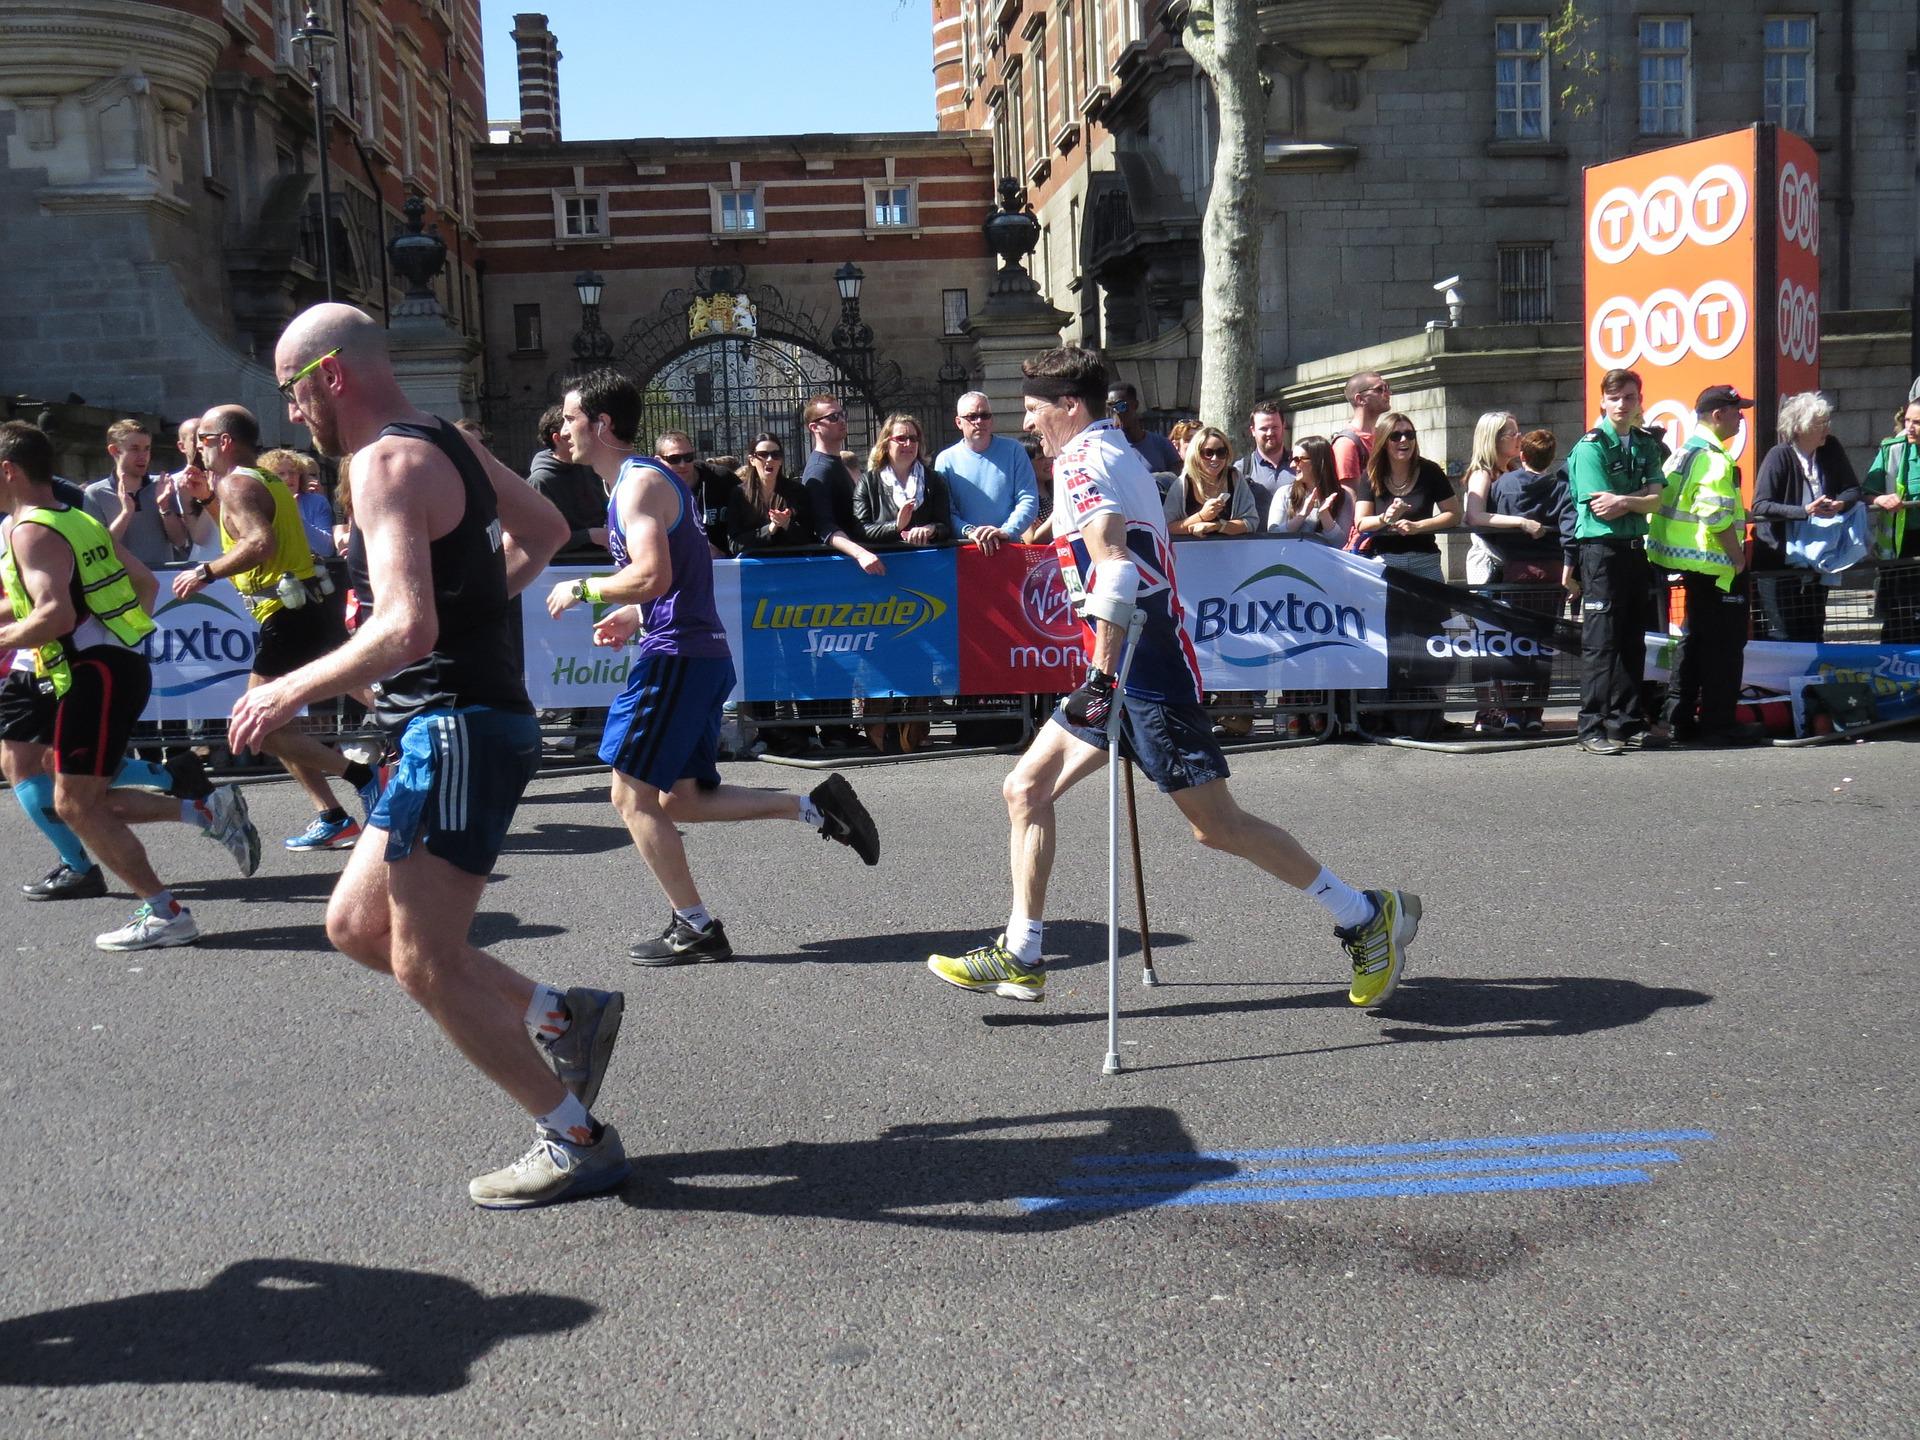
[
  {"x1": 1864, "y1": 397, "x2": 1920, "y2": 643},
  {"x1": 170, "y1": 405, "x2": 383, "y2": 851},
  {"x1": 1652, "y1": 385, "x2": 1765, "y2": 747},
  {"x1": 0, "y1": 421, "x2": 259, "y2": 950}
]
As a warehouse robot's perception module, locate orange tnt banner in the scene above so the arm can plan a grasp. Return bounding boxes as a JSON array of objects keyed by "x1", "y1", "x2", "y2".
[{"x1": 1584, "y1": 125, "x2": 1818, "y2": 490}]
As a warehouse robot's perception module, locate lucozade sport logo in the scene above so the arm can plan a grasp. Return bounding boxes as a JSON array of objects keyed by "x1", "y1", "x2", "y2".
[{"x1": 748, "y1": 586, "x2": 948, "y2": 658}]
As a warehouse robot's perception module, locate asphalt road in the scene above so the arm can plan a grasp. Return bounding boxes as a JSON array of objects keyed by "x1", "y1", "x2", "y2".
[{"x1": 1, "y1": 735, "x2": 1914, "y2": 1437}]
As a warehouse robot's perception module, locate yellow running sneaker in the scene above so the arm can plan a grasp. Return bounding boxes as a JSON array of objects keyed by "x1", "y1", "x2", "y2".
[
  {"x1": 1338, "y1": 889, "x2": 1421, "y2": 1007},
  {"x1": 927, "y1": 936, "x2": 1045, "y2": 1002}
]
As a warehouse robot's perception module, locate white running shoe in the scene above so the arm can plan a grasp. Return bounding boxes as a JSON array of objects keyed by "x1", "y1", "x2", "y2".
[
  {"x1": 96, "y1": 902, "x2": 200, "y2": 952},
  {"x1": 203, "y1": 785, "x2": 262, "y2": 877}
]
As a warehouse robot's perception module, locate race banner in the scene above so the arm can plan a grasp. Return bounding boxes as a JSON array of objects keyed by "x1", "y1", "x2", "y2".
[
  {"x1": 735, "y1": 548, "x2": 959, "y2": 701},
  {"x1": 137, "y1": 580, "x2": 263, "y2": 722},
  {"x1": 1176, "y1": 541, "x2": 1389, "y2": 689},
  {"x1": 1382, "y1": 564, "x2": 1580, "y2": 695},
  {"x1": 955, "y1": 544, "x2": 1085, "y2": 692},
  {"x1": 521, "y1": 564, "x2": 744, "y2": 708}
]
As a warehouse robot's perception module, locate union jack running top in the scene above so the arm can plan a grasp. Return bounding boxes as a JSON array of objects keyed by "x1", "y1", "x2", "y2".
[{"x1": 1050, "y1": 418, "x2": 1203, "y2": 704}]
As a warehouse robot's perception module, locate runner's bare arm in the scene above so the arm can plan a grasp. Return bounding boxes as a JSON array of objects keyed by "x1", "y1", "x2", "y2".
[
  {"x1": 0, "y1": 524, "x2": 77, "y2": 651},
  {"x1": 204, "y1": 472, "x2": 277, "y2": 579},
  {"x1": 459, "y1": 434, "x2": 568, "y2": 596},
  {"x1": 119, "y1": 546, "x2": 159, "y2": 612},
  {"x1": 545, "y1": 472, "x2": 670, "y2": 617}
]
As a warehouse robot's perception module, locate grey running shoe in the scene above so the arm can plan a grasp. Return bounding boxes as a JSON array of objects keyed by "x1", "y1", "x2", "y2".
[
  {"x1": 542, "y1": 987, "x2": 625, "y2": 1108},
  {"x1": 468, "y1": 1125, "x2": 630, "y2": 1210},
  {"x1": 96, "y1": 902, "x2": 200, "y2": 952},
  {"x1": 203, "y1": 784, "x2": 262, "y2": 877},
  {"x1": 629, "y1": 915, "x2": 732, "y2": 966},
  {"x1": 22, "y1": 863, "x2": 106, "y2": 902},
  {"x1": 810, "y1": 772, "x2": 879, "y2": 865},
  {"x1": 1338, "y1": 889, "x2": 1421, "y2": 1008}
]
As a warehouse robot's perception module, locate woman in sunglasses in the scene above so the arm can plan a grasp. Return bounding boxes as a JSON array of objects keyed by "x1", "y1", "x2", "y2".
[
  {"x1": 1164, "y1": 426, "x2": 1258, "y2": 537},
  {"x1": 725, "y1": 433, "x2": 813, "y2": 556},
  {"x1": 1353, "y1": 413, "x2": 1461, "y2": 738},
  {"x1": 1267, "y1": 435, "x2": 1352, "y2": 544},
  {"x1": 853, "y1": 414, "x2": 953, "y2": 547}
]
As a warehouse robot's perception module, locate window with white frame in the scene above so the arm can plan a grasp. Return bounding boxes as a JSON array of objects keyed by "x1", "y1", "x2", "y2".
[
  {"x1": 962, "y1": 1, "x2": 976, "y2": 80},
  {"x1": 1494, "y1": 19, "x2": 1548, "y2": 140},
  {"x1": 395, "y1": 63, "x2": 419, "y2": 175},
  {"x1": 991, "y1": 94, "x2": 1010, "y2": 182},
  {"x1": 1084, "y1": 0, "x2": 1107, "y2": 96},
  {"x1": 1497, "y1": 244, "x2": 1554, "y2": 324},
  {"x1": 711, "y1": 186, "x2": 763, "y2": 234},
  {"x1": 1032, "y1": 29, "x2": 1049, "y2": 148},
  {"x1": 1059, "y1": 7, "x2": 1077, "y2": 118},
  {"x1": 1638, "y1": 18, "x2": 1692, "y2": 137},
  {"x1": 869, "y1": 183, "x2": 915, "y2": 229},
  {"x1": 1764, "y1": 16, "x2": 1815, "y2": 134},
  {"x1": 943, "y1": 288, "x2": 970, "y2": 336},
  {"x1": 1007, "y1": 66, "x2": 1027, "y2": 177},
  {"x1": 556, "y1": 191, "x2": 605, "y2": 239}
]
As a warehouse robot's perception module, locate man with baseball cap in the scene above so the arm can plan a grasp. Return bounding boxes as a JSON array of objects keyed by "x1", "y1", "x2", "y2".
[{"x1": 1649, "y1": 384, "x2": 1765, "y2": 745}]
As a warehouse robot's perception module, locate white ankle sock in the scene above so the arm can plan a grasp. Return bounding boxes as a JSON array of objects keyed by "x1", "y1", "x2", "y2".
[
  {"x1": 675, "y1": 904, "x2": 714, "y2": 932},
  {"x1": 1003, "y1": 916, "x2": 1043, "y2": 965},
  {"x1": 524, "y1": 984, "x2": 569, "y2": 1045},
  {"x1": 795, "y1": 795, "x2": 823, "y2": 827},
  {"x1": 536, "y1": 1092, "x2": 595, "y2": 1147},
  {"x1": 1307, "y1": 868, "x2": 1374, "y2": 930}
]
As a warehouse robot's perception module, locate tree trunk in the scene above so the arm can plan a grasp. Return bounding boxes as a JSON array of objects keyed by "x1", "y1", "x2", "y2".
[{"x1": 1181, "y1": 0, "x2": 1265, "y2": 436}]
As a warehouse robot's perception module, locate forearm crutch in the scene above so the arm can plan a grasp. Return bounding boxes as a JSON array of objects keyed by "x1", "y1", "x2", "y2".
[
  {"x1": 1125, "y1": 760, "x2": 1157, "y2": 987},
  {"x1": 1104, "y1": 609, "x2": 1148, "y2": 1076}
]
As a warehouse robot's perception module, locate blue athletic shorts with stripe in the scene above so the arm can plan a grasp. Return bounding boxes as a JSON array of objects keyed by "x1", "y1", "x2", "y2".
[
  {"x1": 598, "y1": 651, "x2": 736, "y2": 795},
  {"x1": 370, "y1": 706, "x2": 540, "y2": 876},
  {"x1": 1051, "y1": 693, "x2": 1230, "y2": 794}
]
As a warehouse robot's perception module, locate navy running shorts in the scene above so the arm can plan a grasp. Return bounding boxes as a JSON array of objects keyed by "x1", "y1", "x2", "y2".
[
  {"x1": 598, "y1": 651, "x2": 735, "y2": 795},
  {"x1": 1051, "y1": 692, "x2": 1231, "y2": 794},
  {"x1": 370, "y1": 706, "x2": 540, "y2": 876}
]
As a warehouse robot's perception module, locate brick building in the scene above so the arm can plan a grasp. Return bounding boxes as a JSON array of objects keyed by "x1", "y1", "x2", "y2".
[
  {"x1": 0, "y1": 0, "x2": 487, "y2": 453},
  {"x1": 471, "y1": 15, "x2": 999, "y2": 463},
  {"x1": 938, "y1": 1, "x2": 1918, "y2": 461}
]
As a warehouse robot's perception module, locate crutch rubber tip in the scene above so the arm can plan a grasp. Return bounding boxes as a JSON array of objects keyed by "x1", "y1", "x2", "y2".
[
  {"x1": 1142, "y1": 967, "x2": 1159, "y2": 987},
  {"x1": 1102, "y1": 1053, "x2": 1124, "y2": 1075}
]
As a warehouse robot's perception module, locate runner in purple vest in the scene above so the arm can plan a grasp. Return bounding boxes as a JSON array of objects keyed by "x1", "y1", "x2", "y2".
[{"x1": 545, "y1": 370, "x2": 881, "y2": 966}]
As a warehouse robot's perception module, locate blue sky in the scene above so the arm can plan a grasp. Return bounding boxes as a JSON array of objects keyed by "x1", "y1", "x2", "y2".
[{"x1": 482, "y1": 1, "x2": 938, "y2": 140}]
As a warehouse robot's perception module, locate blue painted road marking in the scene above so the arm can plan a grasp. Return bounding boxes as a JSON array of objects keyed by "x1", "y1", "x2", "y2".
[{"x1": 1017, "y1": 1128, "x2": 1715, "y2": 1213}]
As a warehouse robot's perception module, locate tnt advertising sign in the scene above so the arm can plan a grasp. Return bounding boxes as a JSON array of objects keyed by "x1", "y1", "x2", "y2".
[{"x1": 1584, "y1": 125, "x2": 1819, "y2": 479}]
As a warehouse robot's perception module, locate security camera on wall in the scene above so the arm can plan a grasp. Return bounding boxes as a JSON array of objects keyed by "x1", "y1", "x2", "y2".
[{"x1": 1430, "y1": 275, "x2": 1464, "y2": 329}]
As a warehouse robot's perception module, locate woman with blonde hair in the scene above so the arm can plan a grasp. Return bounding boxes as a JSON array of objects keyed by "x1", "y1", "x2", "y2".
[
  {"x1": 1165, "y1": 426, "x2": 1258, "y2": 537},
  {"x1": 1460, "y1": 411, "x2": 1543, "y2": 585}
]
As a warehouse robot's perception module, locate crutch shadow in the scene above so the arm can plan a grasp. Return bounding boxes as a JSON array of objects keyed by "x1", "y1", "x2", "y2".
[{"x1": 622, "y1": 1106, "x2": 1233, "y2": 1231}]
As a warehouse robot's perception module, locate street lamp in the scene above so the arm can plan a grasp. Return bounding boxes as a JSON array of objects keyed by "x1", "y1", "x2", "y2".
[
  {"x1": 572, "y1": 270, "x2": 612, "y2": 360},
  {"x1": 831, "y1": 261, "x2": 874, "y2": 386},
  {"x1": 291, "y1": 5, "x2": 338, "y2": 302}
]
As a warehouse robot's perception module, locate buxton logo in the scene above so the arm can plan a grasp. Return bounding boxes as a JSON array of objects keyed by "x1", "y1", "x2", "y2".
[
  {"x1": 1191, "y1": 562, "x2": 1370, "y2": 669},
  {"x1": 1020, "y1": 558, "x2": 1081, "y2": 643},
  {"x1": 142, "y1": 590, "x2": 256, "y2": 695}
]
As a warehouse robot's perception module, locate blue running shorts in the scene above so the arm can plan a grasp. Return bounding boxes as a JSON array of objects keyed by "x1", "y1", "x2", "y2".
[
  {"x1": 1051, "y1": 693, "x2": 1230, "y2": 794},
  {"x1": 599, "y1": 652, "x2": 736, "y2": 795},
  {"x1": 371, "y1": 707, "x2": 540, "y2": 875}
]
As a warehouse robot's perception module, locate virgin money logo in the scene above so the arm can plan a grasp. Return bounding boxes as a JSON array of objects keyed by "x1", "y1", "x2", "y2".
[{"x1": 1020, "y1": 559, "x2": 1080, "y2": 642}]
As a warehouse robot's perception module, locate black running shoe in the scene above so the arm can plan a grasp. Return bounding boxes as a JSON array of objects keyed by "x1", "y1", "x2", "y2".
[
  {"x1": 22, "y1": 863, "x2": 107, "y2": 901},
  {"x1": 629, "y1": 915, "x2": 733, "y2": 966},
  {"x1": 163, "y1": 748, "x2": 215, "y2": 801},
  {"x1": 810, "y1": 772, "x2": 879, "y2": 866}
]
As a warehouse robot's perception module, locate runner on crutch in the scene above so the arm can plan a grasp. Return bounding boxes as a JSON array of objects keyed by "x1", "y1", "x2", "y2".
[{"x1": 926, "y1": 344, "x2": 1421, "y2": 1016}]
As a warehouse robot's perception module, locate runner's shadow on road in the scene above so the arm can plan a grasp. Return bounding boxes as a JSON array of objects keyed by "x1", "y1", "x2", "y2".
[
  {"x1": 622, "y1": 1106, "x2": 1232, "y2": 1231},
  {"x1": 0, "y1": 1258, "x2": 592, "y2": 1396},
  {"x1": 496, "y1": 821, "x2": 632, "y2": 856},
  {"x1": 189, "y1": 911, "x2": 565, "y2": 954},
  {"x1": 171, "y1": 872, "x2": 343, "y2": 905},
  {"x1": 746, "y1": 922, "x2": 1193, "y2": 970}
]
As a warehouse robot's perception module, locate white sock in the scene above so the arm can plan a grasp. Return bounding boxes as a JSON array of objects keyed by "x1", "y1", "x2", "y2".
[
  {"x1": 795, "y1": 794, "x2": 823, "y2": 827},
  {"x1": 524, "y1": 984, "x2": 569, "y2": 1045},
  {"x1": 1307, "y1": 868, "x2": 1375, "y2": 930},
  {"x1": 1003, "y1": 915, "x2": 1044, "y2": 965},
  {"x1": 675, "y1": 903, "x2": 714, "y2": 932},
  {"x1": 181, "y1": 798, "x2": 210, "y2": 829},
  {"x1": 536, "y1": 1092, "x2": 596, "y2": 1147}
]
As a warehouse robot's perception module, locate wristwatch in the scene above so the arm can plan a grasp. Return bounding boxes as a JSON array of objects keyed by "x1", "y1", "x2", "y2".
[
  {"x1": 194, "y1": 563, "x2": 215, "y2": 586},
  {"x1": 569, "y1": 579, "x2": 589, "y2": 602}
]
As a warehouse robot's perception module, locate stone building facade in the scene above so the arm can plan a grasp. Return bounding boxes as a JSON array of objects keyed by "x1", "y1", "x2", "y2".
[
  {"x1": 938, "y1": 0, "x2": 1918, "y2": 462},
  {"x1": 0, "y1": 0, "x2": 487, "y2": 459},
  {"x1": 471, "y1": 17, "x2": 999, "y2": 463}
]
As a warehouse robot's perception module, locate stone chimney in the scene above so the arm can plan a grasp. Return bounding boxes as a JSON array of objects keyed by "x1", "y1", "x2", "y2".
[{"x1": 512, "y1": 13, "x2": 561, "y2": 143}]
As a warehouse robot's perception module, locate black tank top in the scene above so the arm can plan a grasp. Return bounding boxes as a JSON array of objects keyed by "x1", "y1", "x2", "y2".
[{"x1": 371, "y1": 418, "x2": 531, "y2": 732}]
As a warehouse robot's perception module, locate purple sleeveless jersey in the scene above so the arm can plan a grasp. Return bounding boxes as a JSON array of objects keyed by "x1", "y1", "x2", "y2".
[{"x1": 607, "y1": 456, "x2": 731, "y2": 659}]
